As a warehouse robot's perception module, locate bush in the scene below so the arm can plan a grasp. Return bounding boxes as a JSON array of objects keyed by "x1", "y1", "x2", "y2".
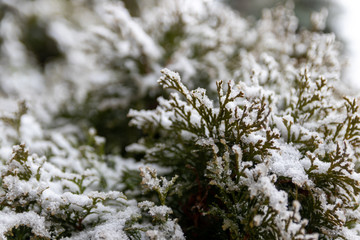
[{"x1": 0, "y1": 0, "x2": 359, "y2": 239}]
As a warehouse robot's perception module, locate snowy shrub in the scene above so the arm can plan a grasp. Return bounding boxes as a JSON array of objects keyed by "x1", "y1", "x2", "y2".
[
  {"x1": 0, "y1": 0, "x2": 359, "y2": 239},
  {"x1": 129, "y1": 66, "x2": 360, "y2": 239}
]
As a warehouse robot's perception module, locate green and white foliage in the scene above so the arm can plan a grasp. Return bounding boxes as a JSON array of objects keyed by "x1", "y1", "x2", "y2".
[
  {"x1": 0, "y1": 0, "x2": 358, "y2": 239},
  {"x1": 0, "y1": 0, "x2": 341, "y2": 152},
  {"x1": 0, "y1": 143, "x2": 184, "y2": 239},
  {"x1": 0, "y1": 100, "x2": 183, "y2": 239},
  {"x1": 129, "y1": 68, "x2": 360, "y2": 239}
]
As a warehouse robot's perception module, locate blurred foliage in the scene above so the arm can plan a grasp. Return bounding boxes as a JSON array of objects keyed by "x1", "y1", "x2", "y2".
[{"x1": 226, "y1": 0, "x2": 335, "y2": 30}]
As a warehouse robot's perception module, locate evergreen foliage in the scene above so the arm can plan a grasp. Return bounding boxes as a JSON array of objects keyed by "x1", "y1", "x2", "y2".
[
  {"x1": 129, "y1": 68, "x2": 360, "y2": 239},
  {"x1": 0, "y1": 0, "x2": 359, "y2": 239}
]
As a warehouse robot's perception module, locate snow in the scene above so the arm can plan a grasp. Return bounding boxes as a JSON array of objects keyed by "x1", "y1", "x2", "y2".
[
  {"x1": 270, "y1": 142, "x2": 311, "y2": 186},
  {"x1": 0, "y1": 0, "x2": 358, "y2": 238},
  {"x1": 67, "y1": 205, "x2": 141, "y2": 240},
  {"x1": 148, "y1": 205, "x2": 173, "y2": 218},
  {"x1": 248, "y1": 171, "x2": 288, "y2": 213},
  {"x1": 98, "y1": 2, "x2": 161, "y2": 60},
  {"x1": 20, "y1": 114, "x2": 43, "y2": 142},
  {"x1": 125, "y1": 143, "x2": 148, "y2": 153},
  {"x1": 180, "y1": 130, "x2": 197, "y2": 140},
  {"x1": 0, "y1": 211, "x2": 50, "y2": 239}
]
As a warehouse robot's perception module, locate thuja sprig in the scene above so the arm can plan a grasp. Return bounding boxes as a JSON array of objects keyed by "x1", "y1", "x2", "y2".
[
  {"x1": 49, "y1": 191, "x2": 127, "y2": 237},
  {"x1": 147, "y1": 68, "x2": 279, "y2": 152},
  {"x1": 290, "y1": 70, "x2": 333, "y2": 124},
  {"x1": 0, "y1": 101, "x2": 28, "y2": 143},
  {"x1": 306, "y1": 143, "x2": 360, "y2": 204},
  {"x1": 0, "y1": 144, "x2": 46, "y2": 213},
  {"x1": 69, "y1": 175, "x2": 91, "y2": 195},
  {"x1": 130, "y1": 69, "x2": 312, "y2": 238},
  {"x1": 129, "y1": 67, "x2": 360, "y2": 239},
  {"x1": 342, "y1": 98, "x2": 360, "y2": 145},
  {"x1": 139, "y1": 166, "x2": 178, "y2": 205},
  {"x1": 4, "y1": 144, "x2": 32, "y2": 181}
]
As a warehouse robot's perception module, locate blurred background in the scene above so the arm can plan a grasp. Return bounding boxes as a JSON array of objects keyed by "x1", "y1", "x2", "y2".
[
  {"x1": 227, "y1": 0, "x2": 332, "y2": 28},
  {"x1": 0, "y1": 0, "x2": 358, "y2": 156},
  {"x1": 225, "y1": 0, "x2": 360, "y2": 90}
]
